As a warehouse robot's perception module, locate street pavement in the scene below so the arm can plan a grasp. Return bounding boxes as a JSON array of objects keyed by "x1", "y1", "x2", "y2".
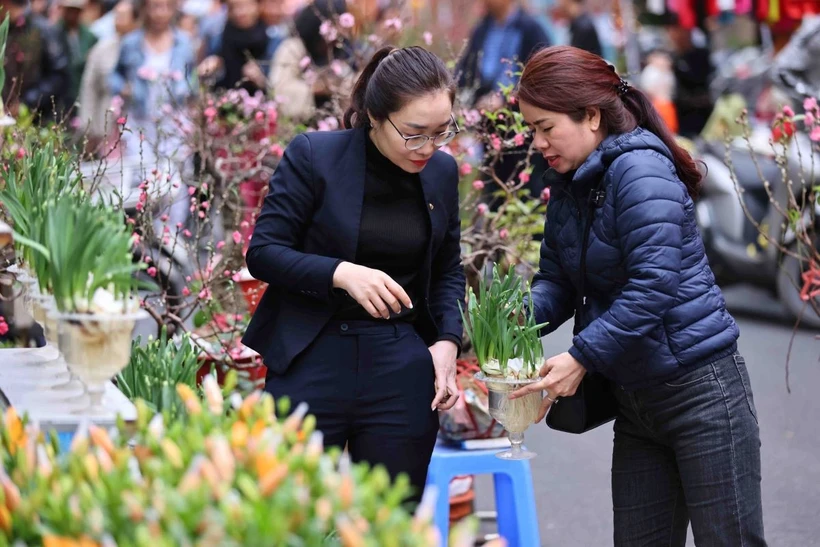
[{"x1": 473, "y1": 285, "x2": 820, "y2": 546}]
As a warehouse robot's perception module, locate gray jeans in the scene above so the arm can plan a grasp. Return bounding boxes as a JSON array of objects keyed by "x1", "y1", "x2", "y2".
[{"x1": 611, "y1": 353, "x2": 765, "y2": 546}]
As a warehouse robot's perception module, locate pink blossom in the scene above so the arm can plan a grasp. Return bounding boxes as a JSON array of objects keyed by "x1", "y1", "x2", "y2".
[
  {"x1": 144, "y1": 256, "x2": 152, "y2": 263},
  {"x1": 541, "y1": 187, "x2": 551, "y2": 202},
  {"x1": 383, "y1": 17, "x2": 402, "y2": 31},
  {"x1": 339, "y1": 12, "x2": 355, "y2": 28},
  {"x1": 217, "y1": 241, "x2": 226, "y2": 250},
  {"x1": 240, "y1": 221, "x2": 250, "y2": 229},
  {"x1": 508, "y1": 95, "x2": 517, "y2": 105},
  {"x1": 519, "y1": 171, "x2": 531, "y2": 183},
  {"x1": 135, "y1": 200, "x2": 145, "y2": 212},
  {"x1": 201, "y1": 200, "x2": 210, "y2": 210},
  {"x1": 499, "y1": 228, "x2": 509, "y2": 239},
  {"x1": 147, "y1": 267, "x2": 158, "y2": 278},
  {"x1": 232, "y1": 231, "x2": 243, "y2": 245},
  {"x1": 232, "y1": 271, "x2": 242, "y2": 282},
  {"x1": 132, "y1": 233, "x2": 141, "y2": 245},
  {"x1": 423, "y1": 31, "x2": 433, "y2": 46},
  {"x1": 269, "y1": 144, "x2": 284, "y2": 157},
  {"x1": 783, "y1": 105, "x2": 795, "y2": 118},
  {"x1": 477, "y1": 203, "x2": 489, "y2": 216},
  {"x1": 111, "y1": 95, "x2": 124, "y2": 109},
  {"x1": 513, "y1": 133, "x2": 525, "y2": 146},
  {"x1": 15, "y1": 147, "x2": 26, "y2": 159},
  {"x1": 804, "y1": 97, "x2": 818, "y2": 113},
  {"x1": 127, "y1": 218, "x2": 136, "y2": 225},
  {"x1": 176, "y1": 222, "x2": 183, "y2": 229},
  {"x1": 460, "y1": 163, "x2": 473, "y2": 176},
  {"x1": 183, "y1": 229, "x2": 192, "y2": 238},
  {"x1": 319, "y1": 20, "x2": 338, "y2": 41},
  {"x1": 160, "y1": 214, "x2": 169, "y2": 222},
  {"x1": 472, "y1": 179, "x2": 485, "y2": 191},
  {"x1": 198, "y1": 211, "x2": 206, "y2": 219},
  {"x1": 331, "y1": 60, "x2": 345, "y2": 77},
  {"x1": 199, "y1": 288, "x2": 212, "y2": 300},
  {"x1": 811, "y1": 126, "x2": 820, "y2": 142},
  {"x1": 204, "y1": 106, "x2": 217, "y2": 121},
  {"x1": 188, "y1": 186, "x2": 196, "y2": 196},
  {"x1": 163, "y1": 225, "x2": 170, "y2": 234},
  {"x1": 136, "y1": 66, "x2": 158, "y2": 81},
  {"x1": 464, "y1": 109, "x2": 482, "y2": 126},
  {"x1": 255, "y1": 111, "x2": 265, "y2": 123},
  {"x1": 0, "y1": 316, "x2": 8, "y2": 336},
  {"x1": 490, "y1": 135, "x2": 502, "y2": 151},
  {"x1": 186, "y1": 276, "x2": 192, "y2": 282},
  {"x1": 182, "y1": 287, "x2": 191, "y2": 297},
  {"x1": 806, "y1": 111, "x2": 816, "y2": 127},
  {"x1": 117, "y1": 117, "x2": 126, "y2": 125},
  {"x1": 299, "y1": 56, "x2": 312, "y2": 70}
]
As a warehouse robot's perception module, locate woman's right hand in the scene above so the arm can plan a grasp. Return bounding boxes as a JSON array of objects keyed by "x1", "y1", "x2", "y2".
[{"x1": 332, "y1": 262, "x2": 413, "y2": 319}]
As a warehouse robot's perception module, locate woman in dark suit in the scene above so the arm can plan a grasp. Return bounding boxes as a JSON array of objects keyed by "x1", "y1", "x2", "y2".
[{"x1": 242, "y1": 46, "x2": 465, "y2": 501}]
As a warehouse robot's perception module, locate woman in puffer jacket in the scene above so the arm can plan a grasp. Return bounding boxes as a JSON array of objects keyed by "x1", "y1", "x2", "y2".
[{"x1": 510, "y1": 46, "x2": 765, "y2": 547}]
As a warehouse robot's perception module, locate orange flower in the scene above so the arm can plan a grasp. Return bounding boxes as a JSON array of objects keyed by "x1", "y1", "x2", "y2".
[
  {"x1": 250, "y1": 419, "x2": 267, "y2": 439},
  {"x1": 176, "y1": 384, "x2": 202, "y2": 415},
  {"x1": 230, "y1": 421, "x2": 249, "y2": 449},
  {"x1": 4, "y1": 408, "x2": 26, "y2": 456},
  {"x1": 1, "y1": 470, "x2": 21, "y2": 511},
  {"x1": 0, "y1": 506, "x2": 11, "y2": 534},
  {"x1": 335, "y1": 515, "x2": 364, "y2": 547},
  {"x1": 88, "y1": 425, "x2": 115, "y2": 458},
  {"x1": 254, "y1": 451, "x2": 278, "y2": 478},
  {"x1": 259, "y1": 463, "x2": 288, "y2": 497},
  {"x1": 239, "y1": 391, "x2": 261, "y2": 421}
]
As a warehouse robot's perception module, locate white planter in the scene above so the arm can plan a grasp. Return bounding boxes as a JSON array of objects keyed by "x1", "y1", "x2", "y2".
[{"x1": 51, "y1": 309, "x2": 147, "y2": 414}]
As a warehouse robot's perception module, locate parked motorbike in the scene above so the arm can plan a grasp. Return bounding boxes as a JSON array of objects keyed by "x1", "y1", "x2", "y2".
[{"x1": 693, "y1": 49, "x2": 820, "y2": 326}]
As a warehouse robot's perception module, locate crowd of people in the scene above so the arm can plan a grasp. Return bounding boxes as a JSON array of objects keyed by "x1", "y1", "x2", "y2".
[{"x1": 0, "y1": 0, "x2": 722, "y2": 153}]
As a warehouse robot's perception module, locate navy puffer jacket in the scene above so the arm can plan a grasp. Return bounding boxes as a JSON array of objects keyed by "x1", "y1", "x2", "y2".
[{"x1": 531, "y1": 128, "x2": 739, "y2": 390}]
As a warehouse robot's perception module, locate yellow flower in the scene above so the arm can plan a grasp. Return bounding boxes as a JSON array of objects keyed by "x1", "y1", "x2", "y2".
[
  {"x1": 254, "y1": 451, "x2": 278, "y2": 479},
  {"x1": 176, "y1": 384, "x2": 202, "y2": 415},
  {"x1": 160, "y1": 439, "x2": 184, "y2": 469},
  {"x1": 0, "y1": 505, "x2": 11, "y2": 534}
]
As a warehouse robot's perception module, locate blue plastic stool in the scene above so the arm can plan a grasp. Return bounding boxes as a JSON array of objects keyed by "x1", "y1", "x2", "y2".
[
  {"x1": 56, "y1": 431, "x2": 74, "y2": 453},
  {"x1": 425, "y1": 443, "x2": 541, "y2": 546}
]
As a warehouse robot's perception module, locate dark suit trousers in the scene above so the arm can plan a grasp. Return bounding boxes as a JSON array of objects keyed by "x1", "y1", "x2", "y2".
[{"x1": 264, "y1": 319, "x2": 439, "y2": 502}]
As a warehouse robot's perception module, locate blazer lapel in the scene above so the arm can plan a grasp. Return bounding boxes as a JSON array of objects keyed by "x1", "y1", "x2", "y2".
[
  {"x1": 334, "y1": 127, "x2": 367, "y2": 262},
  {"x1": 418, "y1": 166, "x2": 444, "y2": 268}
]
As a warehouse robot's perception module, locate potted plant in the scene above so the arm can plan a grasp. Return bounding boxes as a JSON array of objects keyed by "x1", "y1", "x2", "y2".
[
  {"x1": 461, "y1": 264, "x2": 546, "y2": 460},
  {"x1": 32, "y1": 195, "x2": 148, "y2": 415}
]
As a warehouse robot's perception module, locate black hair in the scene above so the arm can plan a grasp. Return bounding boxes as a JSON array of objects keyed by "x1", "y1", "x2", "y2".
[
  {"x1": 343, "y1": 46, "x2": 456, "y2": 129},
  {"x1": 294, "y1": 0, "x2": 347, "y2": 67}
]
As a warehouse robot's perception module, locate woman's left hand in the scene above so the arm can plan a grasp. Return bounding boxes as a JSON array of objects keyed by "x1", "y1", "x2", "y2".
[
  {"x1": 429, "y1": 341, "x2": 460, "y2": 411},
  {"x1": 509, "y1": 352, "x2": 587, "y2": 423}
]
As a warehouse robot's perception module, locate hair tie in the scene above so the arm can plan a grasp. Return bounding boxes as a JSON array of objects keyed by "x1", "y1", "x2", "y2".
[{"x1": 616, "y1": 78, "x2": 630, "y2": 96}]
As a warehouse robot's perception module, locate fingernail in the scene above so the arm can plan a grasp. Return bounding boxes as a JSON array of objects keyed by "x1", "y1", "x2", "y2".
[{"x1": 409, "y1": 303, "x2": 414, "y2": 309}]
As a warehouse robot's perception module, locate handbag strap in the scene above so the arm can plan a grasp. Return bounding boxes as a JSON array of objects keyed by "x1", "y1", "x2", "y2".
[{"x1": 573, "y1": 182, "x2": 607, "y2": 336}]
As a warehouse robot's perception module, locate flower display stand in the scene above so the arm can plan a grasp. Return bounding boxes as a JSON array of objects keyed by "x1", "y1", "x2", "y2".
[{"x1": 0, "y1": 347, "x2": 136, "y2": 451}]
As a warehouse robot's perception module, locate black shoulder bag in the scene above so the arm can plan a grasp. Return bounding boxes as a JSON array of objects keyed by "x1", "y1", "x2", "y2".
[{"x1": 545, "y1": 185, "x2": 619, "y2": 434}]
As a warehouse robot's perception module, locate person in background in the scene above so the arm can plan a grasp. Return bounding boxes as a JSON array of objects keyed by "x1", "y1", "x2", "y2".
[
  {"x1": 259, "y1": 0, "x2": 288, "y2": 61},
  {"x1": 0, "y1": 0, "x2": 70, "y2": 118},
  {"x1": 77, "y1": 0, "x2": 139, "y2": 153},
  {"x1": 556, "y1": 0, "x2": 601, "y2": 57},
  {"x1": 198, "y1": 0, "x2": 270, "y2": 93},
  {"x1": 109, "y1": 0, "x2": 195, "y2": 229},
  {"x1": 268, "y1": 0, "x2": 355, "y2": 122},
  {"x1": 640, "y1": 50, "x2": 679, "y2": 134},
  {"x1": 456, "y1": 0, "x2": 550, "y2": 111},
  {"x1": 456, "y1": 0, "x2": 551, "y2": 204},
  {"x1": 57, "y1": 0, "x2": 98, "y2": 110},
  {"x1": 665, "y1": 13, "x2": 713, "y2": 138}
]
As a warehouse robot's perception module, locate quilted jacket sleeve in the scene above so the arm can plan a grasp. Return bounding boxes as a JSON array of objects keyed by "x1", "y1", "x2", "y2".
[
  {"x1": 568, "y1": 160, "x2": 685, "y2": 374},
  {"x1": 529, "y1": 214, "x2": 576, "y2": 335}
]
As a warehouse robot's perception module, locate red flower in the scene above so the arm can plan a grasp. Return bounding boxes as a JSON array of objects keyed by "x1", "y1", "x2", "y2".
[{"x1": 0, "y1": 316, "x2": 9, "y2": 336}]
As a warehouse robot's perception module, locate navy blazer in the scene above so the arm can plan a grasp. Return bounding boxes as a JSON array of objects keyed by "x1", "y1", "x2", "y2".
[{"x1": 242, "y1": 127, "x2": 466, "y2": 375}]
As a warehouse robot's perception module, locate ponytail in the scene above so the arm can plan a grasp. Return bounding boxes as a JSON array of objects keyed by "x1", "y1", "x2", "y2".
[
  {"x1": 622, "y1": 88, "x2": 702, "y2": 199},
  {"x1": 342, "y1": 45, "x2": 456, "y2": 130},
  {"x1": 343, "y1": 46, "x2": 396, "y2": 129}
]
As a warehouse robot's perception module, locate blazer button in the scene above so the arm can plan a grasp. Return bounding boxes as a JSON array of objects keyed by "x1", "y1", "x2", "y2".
[
  {"x1": 340, "y1": 323, "x2": 349, "y2": 332},
  {"x1": 428, "y1": 203, "x2": 435, "y2": 210}
]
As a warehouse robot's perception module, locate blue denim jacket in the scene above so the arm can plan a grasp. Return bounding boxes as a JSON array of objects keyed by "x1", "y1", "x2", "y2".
[{"x1": 109, "y1": 28, "x2": 196, "y2": 119}]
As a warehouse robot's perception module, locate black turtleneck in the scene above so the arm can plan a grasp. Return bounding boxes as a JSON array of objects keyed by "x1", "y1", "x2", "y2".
[{"x1": 332, "y1": 132, "x2": 430, "y2": 321}]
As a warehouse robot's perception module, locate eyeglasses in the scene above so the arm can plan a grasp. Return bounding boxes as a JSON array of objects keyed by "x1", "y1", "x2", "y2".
[{"x1": 385, "y1": 114, "x2": 461, "y2": 151}]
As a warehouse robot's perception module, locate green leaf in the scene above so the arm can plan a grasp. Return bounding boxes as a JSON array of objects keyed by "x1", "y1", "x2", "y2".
[{"x1": 194, "y1": 310, "x2": 209, "y2": 329}]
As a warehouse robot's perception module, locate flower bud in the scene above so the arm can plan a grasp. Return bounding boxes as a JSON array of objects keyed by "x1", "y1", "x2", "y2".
[
  {"x1": 160, "y1": 439, "x2": 184, "y2": 469},
  {"x1": 202, "y1": 375, "x2": 224, "y2": 415},
  {"x1": 89, "y1": 425, "x2": 116, "y2": 458}
]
